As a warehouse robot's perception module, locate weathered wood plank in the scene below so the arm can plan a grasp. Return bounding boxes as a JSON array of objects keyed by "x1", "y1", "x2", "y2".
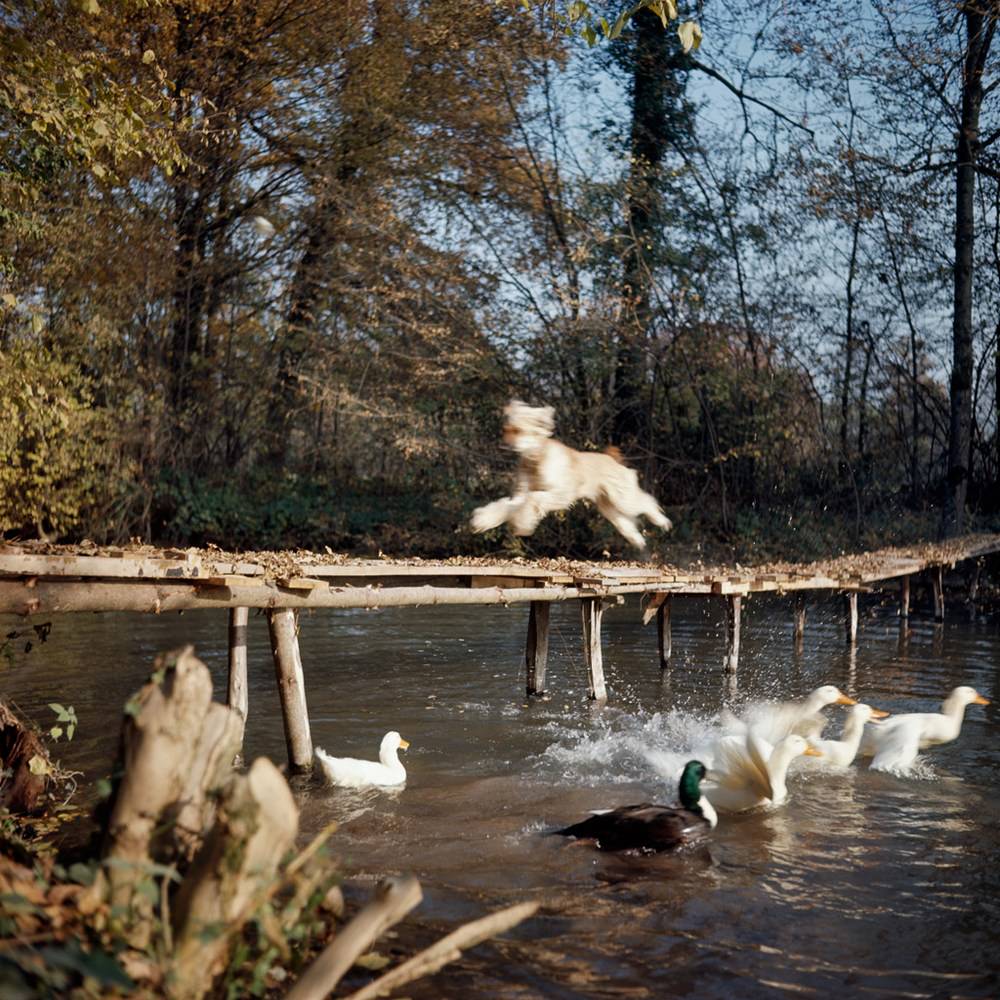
[
  {"x1": 227, "y1": 607, "x2": 249, "y2": 746},
  {"x1": 657, "y1": 597, "x2": 672, "y2": 669},
  {"x1": 0, "y1": 580, "x2": 672, "y2": 615},
  {"x1": 277, "y1": 577, "x2": 329, "y2": 590},
  {"x1": 525, "y1": 601, "x2": 550, "y2": 696},
  {"x1": 793, "y1": 594, "x2": 806, "y2": 644},
  {"x1": 931, "y1": 565, "x2": 945, "y2": 622},
  {"x1": 580, "y1": 598, "x2": 607, "y2": 701},
  {"x1": 0, "y1": 553, "x2": 205, "y2": 580},
  {"x1": 846, "y1": 591, "x2": 859, "y2": 644},
  {"x1": 725, "y1": 595, "x2": 741, "y2": 675},
  {"x1": 267, "y1": 609, "x2": 313, "y2": 773}
]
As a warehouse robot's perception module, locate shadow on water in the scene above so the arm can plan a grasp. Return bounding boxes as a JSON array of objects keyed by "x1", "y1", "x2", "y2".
[{"x1": 2, "y1": 592, "x2": 999, "y2": 997}]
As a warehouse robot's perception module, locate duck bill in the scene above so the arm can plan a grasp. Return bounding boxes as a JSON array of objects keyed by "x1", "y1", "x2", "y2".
[
  {"x1": 836, "y1": 694, "x2": 858, "y2": 706},
  {"x1": 802, "y1": 746, "x2": 823, "y2": 757},
  {"x1": 398, "y1": 738, "x2": 411, "y2": 750},
  {"x1": 868, "y1": 707, "x2": 891, "y2": 720},
  {"x1": 973, "y1": 694, "x2": 991, "y2": 706}
]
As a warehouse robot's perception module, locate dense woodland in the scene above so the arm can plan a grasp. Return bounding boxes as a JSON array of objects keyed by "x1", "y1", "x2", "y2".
[{"x1": 3, "y1": 0, "x2": 1000, "y2": 560}]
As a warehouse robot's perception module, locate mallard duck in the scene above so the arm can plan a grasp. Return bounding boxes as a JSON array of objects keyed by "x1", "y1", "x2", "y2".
[
  {"x1": 554, "y1": 760, "x2": 717, "y2": 853},
  {"x1": 804, "y1": 703, "x2": 890, "y2": 767},
  {"x1": 862, "y1": 686, "x2": 990, "y2": 772},
  {"x1": 702, "y1": 733, "x2": 821, "y2": 812},
  {"x1": 721, "y1": 684, "x2": 858, "y2": 745},
  {"x1": 315, "y1": 731, "x2": 410, "y2": 788}
]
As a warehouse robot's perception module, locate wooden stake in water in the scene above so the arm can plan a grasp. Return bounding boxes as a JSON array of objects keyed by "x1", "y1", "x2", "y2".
[
  {"x1": 899, "y1": 575, "x2": 910, "y2": 619},
  {"x1": 657, "y1": 596, "x2": 672, "y2": 668},
  {"x1": 931, "y1": 565, "x2": 945, "y2": 622},
  {"x1": 725, "y1": 595, "x2": 741, "y2": 675},
  {"x1": 793, "y1": 594, "x2": 806, "y2": 647},
  {"x1": 268, "y1": 608, "x2": 313, "y2": 772},
  {"x1": 845, "y1": 591, "x2": 859, "y2": 644},
  {"x1": 228, "y1": 606, "x2": 249, "y2": 745},
  {"x1": 581, "y1": 597, "x2": 607, "y2": 701},
  {"x1": 525, "y1": 600, "x2": 550, "y2": 696}
]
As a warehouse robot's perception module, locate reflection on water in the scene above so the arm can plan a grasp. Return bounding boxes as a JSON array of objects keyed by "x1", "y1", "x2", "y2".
[{"x1": 2, "y1": 593, "x2": 998, "y2": 998}]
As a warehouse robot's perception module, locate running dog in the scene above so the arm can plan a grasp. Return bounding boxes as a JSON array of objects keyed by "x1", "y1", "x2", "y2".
[{"x1": 470, "y1": 400, "x2": 672, "y2": 550}]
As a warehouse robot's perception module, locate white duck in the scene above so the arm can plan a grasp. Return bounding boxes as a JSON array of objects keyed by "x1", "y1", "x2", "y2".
[
  {"x1": 315, "y1": 731, "x2": 410, "y2": 788},
  {"x1": 862, "y1": 686, "x2": 990, "y2": 772},
  {"x1": 804, "y1": 703, "x2": 890, "y2": 768},
  {"x1": 721, "y1": 684, "x2": 858, "y2": 745},
  {"x1": 702, "y1": 732, "x2": 822, "y2": 812}
]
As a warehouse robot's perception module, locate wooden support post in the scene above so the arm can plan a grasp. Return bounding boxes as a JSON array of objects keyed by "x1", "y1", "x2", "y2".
[
  {"x1": 899, "y1": 575, "x2": 910, "y2": 619},
  {"x1": 967, "y1": 559, "x2": 982, "y2": 609},
  {"x1": 845, "y1": 591, "x2": 858, "y2": 644},
  {"x1": 656, "y1": 596, "x2": 672, "y2": 669},
  {"x1": 931, "y1": 565, "x2": 945, "y2": 622},
  {"x1": 227, "y1": 607, "x2": 249, "y2": 745},
  {"x1": 580, "y1": 598, "x2": 607, "y2": 702},
  {"x1": 792, "y1": 594, "x2": 806, "y2": 645},
  {"x1": 525, "y1": 601, "x2": 550, "y2": 696},
  {"x1": 725, "y1": 595, "x2": 741, "y2": 675},
  {"x1": 267, "y1": 608, "x2": 313, "y2": 772}
]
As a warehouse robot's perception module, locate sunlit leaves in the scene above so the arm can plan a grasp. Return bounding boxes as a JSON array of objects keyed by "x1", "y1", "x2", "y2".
[
  {"x1": 0, "y1": 344, "x2": 117, "y2": 536},
  {"x1": 677, "y1": 20, "x2": 701, "y2": 53},
  {"x1": 531, "y1": 1, "x2": 700, "y2": 48}
]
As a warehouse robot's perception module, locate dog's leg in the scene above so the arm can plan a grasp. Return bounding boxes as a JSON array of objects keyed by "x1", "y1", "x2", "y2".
[
  {"x1": 470, "y1": 497, "x2": 519, "y2": 533},
  {"x1": 638, "y1": 491, "x2": 673, "y2": 531},
  {"x1": 509, "y1": 493, "x2": 547, "y2": 536},
  {"x1": 596, "y1": 496, "x2": 647, "y2": 550}
]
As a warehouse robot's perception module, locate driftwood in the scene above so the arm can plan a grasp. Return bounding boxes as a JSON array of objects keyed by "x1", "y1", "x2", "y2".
[
  {"x1": 285, "y1": 876, "x2": 424, "y2": 1000},
  {"x1": 167, "y1": 757, "x2": 299, "y2": 999},
  {"x1": 346, "y1": 900, "x2": 540, "y2": 1000},
  {"x1": 101, "y1": 647, "x2": 243, "y2": 933},
  {"x1": 0, "y1": 701, "x2": 51, "y2": 814}
]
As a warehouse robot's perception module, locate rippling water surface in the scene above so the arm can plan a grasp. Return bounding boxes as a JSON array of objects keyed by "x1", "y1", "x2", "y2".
[{"x1": 2, "y1": 592, "x2": 998, "y2": 997}]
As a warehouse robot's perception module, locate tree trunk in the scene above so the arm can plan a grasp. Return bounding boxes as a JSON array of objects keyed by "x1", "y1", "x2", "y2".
[
  {"x1": 615, "y1": 9, "x2": 687, "y2": 453},
  {"x1": 943, "y1": 5, "x2": 993, "y2": 536}
]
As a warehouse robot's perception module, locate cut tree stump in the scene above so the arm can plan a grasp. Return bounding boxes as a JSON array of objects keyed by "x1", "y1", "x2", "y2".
[
  {"x1": 100, "y1": 647, "x2": 243, "y2": 937},
  {"x1": 0, "y1": 701, "x2": 51, "y2": 814},
  {"x1": 168, "y1": 757, "x2": 298, "y2": 1000}
]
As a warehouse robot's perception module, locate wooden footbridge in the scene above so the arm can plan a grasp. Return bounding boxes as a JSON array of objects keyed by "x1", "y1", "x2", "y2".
[{"x1": 1, "y1": 534, "x2": 997, "y2": 772}]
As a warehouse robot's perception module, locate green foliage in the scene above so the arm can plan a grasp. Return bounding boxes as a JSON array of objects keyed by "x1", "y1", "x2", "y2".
[
  {"x1": 157, "y1": 473, "x2": 469, "y2": 554},
  {"x1": 0, "y1": 0, "x2": 185, "y2": 208},
  {"x1": 47, "y1": 704, "x2": 77, "y2": 743},
  {"x1": 0, "y1": 343, "x2": 115, "y2": 537}
]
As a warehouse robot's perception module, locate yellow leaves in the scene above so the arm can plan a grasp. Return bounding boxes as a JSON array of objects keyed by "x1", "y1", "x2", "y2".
[
  {"x1": 29, "y1": 755, "x2": 53, "y2": 777},
  {"x1": 1, "y1": 293, "x2": 16, "y2": 309},
  {"x1": 649, "y1": 0, "x2": 678, "y2": 27},
  {"x1": 76, "y1": 0, "x2": 102, "y2": 13},
  {"x1": 142, "y1": 49, "x2": 156, "y2": 65},
  {"x1": 677, "y1": 20, "x2": 702, "y2": 53}
]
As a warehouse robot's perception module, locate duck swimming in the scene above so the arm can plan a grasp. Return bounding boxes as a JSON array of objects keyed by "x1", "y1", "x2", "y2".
[
  {"x1": 804, "y1": 703, "x2": 890, "y2": 768},
  {"x1": 702, "y1": 733, "x2": 822, "y2": 812},
  {"x1": 554, "y1": 760, "x2": 717, "y2": 853},
  {"x1": 721, "y1": 684, "x2": 858, "y2": 745},
  {"x1": 861, "y1": 686, "x2": 990, "y2": 772},
  {"x1": 315, "y1": 731, "x2": 410, "y2": 788}
]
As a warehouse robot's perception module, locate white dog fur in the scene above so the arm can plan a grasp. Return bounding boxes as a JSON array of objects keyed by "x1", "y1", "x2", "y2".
[{"x1": 470, "y1": 400, "x2": 672, "y2": 550}]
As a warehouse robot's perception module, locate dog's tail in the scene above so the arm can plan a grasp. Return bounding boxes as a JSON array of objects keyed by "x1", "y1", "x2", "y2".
[{"x1": 604, "y1": 445, "x2": 625, "y2": 465}]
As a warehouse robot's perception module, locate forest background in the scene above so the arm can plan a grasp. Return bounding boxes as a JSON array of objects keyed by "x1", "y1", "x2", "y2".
[{"x1": 3, "y1": 0, "x2": 1000, "y2": 563}]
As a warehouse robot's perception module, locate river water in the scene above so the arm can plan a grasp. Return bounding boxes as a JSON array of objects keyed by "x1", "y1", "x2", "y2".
[{"x1": 2, "y1": 592, "x2": 998, "y2": 998}]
